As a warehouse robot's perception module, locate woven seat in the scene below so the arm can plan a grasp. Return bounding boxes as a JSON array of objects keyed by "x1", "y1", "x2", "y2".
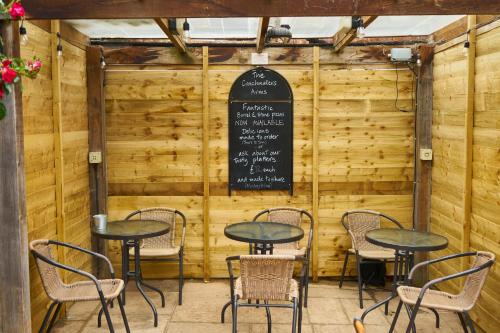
[
  {"x1": 339, "y1": 210, "x2": 405, "y2": 309},
  {"x1": 30, "y1": 239, "x2": 130, "y2": 333},
  {"x1": 125, "y1": 207, "x2": 186, "y2": 305},
  {"x1": 252, "y1": 207, "x2": 314, "y2": 308},
  {"x1": 235, "y1": 277, "x2": 298, "y2": 301},
  {"x1": 389, "y1": 251, "x2": 495, "y2": 333}
]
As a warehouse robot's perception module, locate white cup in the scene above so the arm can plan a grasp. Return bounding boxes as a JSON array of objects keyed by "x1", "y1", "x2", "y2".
[{"x1": 93, "y1": 214, "x2": 107, "y2": 230}]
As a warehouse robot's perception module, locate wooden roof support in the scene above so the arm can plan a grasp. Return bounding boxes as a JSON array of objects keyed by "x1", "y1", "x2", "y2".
[
  {"x1": 256, "y1": 17, "x2": 270, "y2": 53},
  {"x1": 154, "y1": 18, "x2": 187, "y2": 53},
  {"x1": 333, "y1": 16, "x2": 377, "y2": 52},
  {"x1": 24, "y1": 0, "x2": 500, "y2": 19}
]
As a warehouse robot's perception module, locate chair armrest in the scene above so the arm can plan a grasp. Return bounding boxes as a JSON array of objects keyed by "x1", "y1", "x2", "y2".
[
  {"x1": 177, "y1": 210, "x2": 187, "y2": 249},
  {"x1": 33, "y1": 250, "x2": 102, "y2": 290},
  {"x1": 252, "y1": 209, "x2": 269, "y2": 222},
  {"x1": 408, "y1": 252, "x2": 477, "y2": 280},
  {"x1": 296, "y1": 255, "x2": 308, "y2": 286},
  {"x1": 48, "y1": 240, "x2": 115, "y2": 278},
  {"x1": 379, "y1": 213, "x2": 404, "y2": 229},
  {"x1": 347, "y1": 229, "x2": 357, "y2": 250},
  {"x1": 226, "y1": 256, "x2": 241, "y2": 299}
]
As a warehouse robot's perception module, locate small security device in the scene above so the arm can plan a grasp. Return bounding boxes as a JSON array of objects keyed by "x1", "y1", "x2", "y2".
[{"x1": 389, "y1": 48, "x2": 413, "y2": 62}]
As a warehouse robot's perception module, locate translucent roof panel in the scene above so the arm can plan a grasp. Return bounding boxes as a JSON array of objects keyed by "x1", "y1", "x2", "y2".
[
  {"x1": 66, "y1": 19, "x2": 165, "y2": 38},
  {"x1": 189, "y1": 18, "x2": 259, "y2": 39},
  {"x1": 280, "y1": 17, "x2": 343, "y2": 38},
  {"x1": 365, "y1": 16, "x2": 464, "y2": 37}
]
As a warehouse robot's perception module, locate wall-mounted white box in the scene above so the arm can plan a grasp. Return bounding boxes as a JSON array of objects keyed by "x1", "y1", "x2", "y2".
[
  {"x1": 420, "y1": 148, "x2": 433, "y2": 161},
  {"x1": 89, "y1": 151, "x2": 102, "y2": 164}
]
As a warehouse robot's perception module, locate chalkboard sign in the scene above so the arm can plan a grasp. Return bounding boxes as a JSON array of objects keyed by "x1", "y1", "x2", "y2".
[{"x1": 228, "y1": 67, "x2": 293, "y2": 194}]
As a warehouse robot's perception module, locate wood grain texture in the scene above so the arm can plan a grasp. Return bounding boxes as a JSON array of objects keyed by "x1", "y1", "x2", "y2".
[{"x1": 24, "y1": 0, "x2": 500, "y2": 19}]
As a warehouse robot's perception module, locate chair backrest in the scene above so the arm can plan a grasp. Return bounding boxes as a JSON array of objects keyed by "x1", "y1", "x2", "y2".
[
  {"x1": 126, "y1": 207, "x2": 184, "y2": 249},
  {"x1": 29, "y1": 239, "x2": 64, "y2": 299},
  {"x1": 239, "y1": 255, "x2": 295, "y2": 301},
  {"x1": 341, "y1": 210, "x2": 384, "y2": 251},
  {"x1": 461, "y1": 251, "x2": 495, "y2": 309},
  {"x1": 253, "y1": 207, "x2": 313, "y2": 251}
]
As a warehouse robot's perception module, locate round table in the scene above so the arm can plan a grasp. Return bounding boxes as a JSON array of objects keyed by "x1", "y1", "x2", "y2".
[
  {"x1": 92, "y1": 220, "x2": 170, "y2": 327},
  {"x1": 361, "y1": 228, "x2": 448, "y2": 327},
  {"x1": 224, "y1": 221, "x2": 304, "y2": 253}
]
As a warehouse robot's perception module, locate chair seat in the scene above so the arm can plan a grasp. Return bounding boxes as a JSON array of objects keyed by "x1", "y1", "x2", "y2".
[
  {"x1": 129, "y1": 246, "x2": 180, "y2": 257},
  {"x1": 349, "y1": 248, "x2": 395, "y2": 260},
  {"x1": 397, "y1": 286, "x2": 470, "y2": 312},
  {"x1": 235, "y1": 277, "x2": 299, "y2": 301},
  {"x1": 50, "y1": 279, "x2": 124, "y2": 302},
  {"x1": 272, "y1": 247, "x2": 306, "y2": 256}
]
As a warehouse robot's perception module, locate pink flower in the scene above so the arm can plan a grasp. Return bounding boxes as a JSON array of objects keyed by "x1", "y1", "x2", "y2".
[
  {"x1": 2, "y1": 59, "x2": 12, "y2": 67},
  {"x1": 33, "y1": 59, "x2": 42, "y2": 71},
  {"x1": 9, "y1": 3, "x2": 25, "y2": 19},
  {"x1": 2, "y1": 66, "x2": 17, "y2": 83}
]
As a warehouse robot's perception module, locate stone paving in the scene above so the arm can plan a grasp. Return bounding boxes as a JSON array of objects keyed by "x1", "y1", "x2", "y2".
[{"x1": 51, "y1": 279, "x2": 471, "y2": 333}]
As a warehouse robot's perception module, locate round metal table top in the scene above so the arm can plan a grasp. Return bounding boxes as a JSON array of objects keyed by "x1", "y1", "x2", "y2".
[
  {"x1": 366, "y1": 228, "x2": 448, "y2": 252},
  {"x1": 91, "y1": 220, "x2": 170, "y2": 241},
  {"x1": 224, "y1": 221, "x2": 304, "y2": 244}
]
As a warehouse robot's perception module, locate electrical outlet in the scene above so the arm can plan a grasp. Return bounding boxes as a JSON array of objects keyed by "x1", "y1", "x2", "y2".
[
  {"x1": 420, "y1": 148, "x2": 433, "y2": 161},
  {"x1": 89, "y1": 151, "x2": 102, "y2": 164}
]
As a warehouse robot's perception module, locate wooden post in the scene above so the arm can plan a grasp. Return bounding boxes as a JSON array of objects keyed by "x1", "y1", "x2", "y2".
[
  {"x1": 256, "y1": 17, "x2": 270, "y2": 53},
  {"x1": 51, "y1": 20, "x2": 67, "y2": 280},
  {"x1": 462, "y1": 15, "x2": 476, "y2": 272},
  {"x1": 87, "y1": 45, "x2": 108, "y2": 276},
  {"x1": 312, "y1": 46, "x2": 320, "y2": 282},
  {"x1": 413, "y1": 44, "x2": 434, "y2": 285},
  {"x1": 0, "y1": 20, "x2": 32, "y2": 333},
  {"x1": 202, "y1": 46, "x2": 210, "y2": 281}
]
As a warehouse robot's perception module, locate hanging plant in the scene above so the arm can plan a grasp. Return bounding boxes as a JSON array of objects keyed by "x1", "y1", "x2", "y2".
[{"x1": 0, "y1": 0, "x2": 42, "y2": 119}]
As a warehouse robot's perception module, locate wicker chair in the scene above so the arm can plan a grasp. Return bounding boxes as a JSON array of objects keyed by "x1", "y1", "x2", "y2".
[
  {"x1": 252, "y1": 207, "x2": 314, "y2": 307},
  {"x1": 125, "y1": 207, "x2": 186, "y2": 305},
  {"x1": 339, "y1": 210, "x2": 405, "y2": 308},
  {"x1": 30, "y1": 239, "x2": 129, "y2": 333},
  {"x1": 226, "y1": 255, "x2": 306, "y2": 333},
  {"x1": 389, "y1": 251, "x2": 495, "y2": 333}
]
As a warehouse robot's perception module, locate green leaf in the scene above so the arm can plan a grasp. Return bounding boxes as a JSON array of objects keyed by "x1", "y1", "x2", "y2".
[{"x1": 0, "y1": 102, "x2": 6, "y2": 120}]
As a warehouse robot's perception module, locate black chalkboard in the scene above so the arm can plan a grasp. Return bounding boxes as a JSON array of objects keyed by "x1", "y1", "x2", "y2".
[{"x1": 228, "y1": 67, "x2": 293, "y2": 194}]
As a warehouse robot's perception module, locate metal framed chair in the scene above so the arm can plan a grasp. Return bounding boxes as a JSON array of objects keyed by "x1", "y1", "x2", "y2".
[
  {"x1": 252, "y1": 207, "x2": 314, "y2": 307},
  {"x1": 226, "y1": 255, "x2": 307, "y2": 333},
  {"x1": 389, "y1": 251, "x2": 495, "y2": 333},
  {"x1": 29, "y1": 239, "x2": 129, "y2": 333},
  {"x1": 125, "y1": 207, "x2": 186, "y2": 305},
  {"x1": 339, "y1": 210, "x2": 405, "y2": 308}
]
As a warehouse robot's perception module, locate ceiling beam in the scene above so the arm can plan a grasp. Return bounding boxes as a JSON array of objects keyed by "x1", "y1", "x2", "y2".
[
  {"x1": 256, "y1": 17, "x2": 270, "y2": 53},
  {"x1": 25, "y1": 1, "x2": 500, "y2": 19},
  {"x1": 333, "y1": 16, "x2": 377, "y2": 52},
  {"x1": 154, "y1": 18, "x2": 187, "y2": 53}
]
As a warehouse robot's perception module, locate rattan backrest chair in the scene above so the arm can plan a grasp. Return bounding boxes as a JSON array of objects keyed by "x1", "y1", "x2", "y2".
[
  {"x1": 125, "y1": 207, "x2": 186, "y2": 250},
  {"x1": 30, "y1": 240, "x2": 65, "y2": 299},
  {"x1": 461, "y1": 251, "x2": 495, "y2": 308},
  {"x1": 239, "y1": 255, "x2": 295, "y2": 301},
  {"x1": 341, "y1": 210, "x2": 404, "y2": 252}
]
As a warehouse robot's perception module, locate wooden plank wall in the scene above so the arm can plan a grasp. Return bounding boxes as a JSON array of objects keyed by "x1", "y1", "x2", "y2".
[
  {"x1": 104, "y1": 46, "x2": 415, "y2": 279},
  {"x1": 20, "y1": 21, "x2": 91, "y2": 330},
  {"x1": 431, "y1": 20, "x2": 500, "y2": 332}
]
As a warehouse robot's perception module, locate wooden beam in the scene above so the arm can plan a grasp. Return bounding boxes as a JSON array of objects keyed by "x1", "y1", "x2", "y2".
[
  {"x1": 462, "y1": 15, "x2": 476, "y2": 272},
  {"x1": 51, "y1": 20, "x2": 67, "y2": 282},
  {"x1": 431, "y1": 15, "x2": 496, "y2": 45},
  {"x1": 0, "y1": 20, "x2": 32, "y2": 333},
  {"x1": 202, "y1": 46, "x2": 210, "y2": 281},
  {"x1": 333, "y1": 16, "x2": 377, "y2": 52},
  {"x1": 256, "y1": 17, "x2": 270, "y2": 53},
  {"x1": 25, "y1": 0, "x2": 500, "y2": 19},
  {"x1": 312, "y1": 46, "x2": 319, "y2": 282},
  {"x1": 154, "y1": 18, "x2": 187, "y2": 53},
  {"x1": 86, "y1": 46, "x2": 108, "y2": 277}
]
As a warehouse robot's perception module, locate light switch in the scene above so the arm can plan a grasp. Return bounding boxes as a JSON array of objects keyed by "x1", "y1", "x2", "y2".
[
  {"x1": 89, "y1": 151, "x2": 102, "y2": 164},
  {"x1": 420, "y1": 148, "x2": 433, "y2": 161}
]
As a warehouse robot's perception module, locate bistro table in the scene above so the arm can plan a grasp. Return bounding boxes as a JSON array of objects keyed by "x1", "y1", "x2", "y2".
[
  {"x1": 92, "y1": 220, "x2": 171, "y2": 327},
  {"x1": 221, "y1": 221, "x2": 305, "y2": 323},
  {"x1": 360, "y1": 228, "x2": 448, "y2": 329}
]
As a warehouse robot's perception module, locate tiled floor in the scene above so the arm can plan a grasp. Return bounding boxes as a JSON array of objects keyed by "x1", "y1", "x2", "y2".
[{"x1": 52, "y1": 279, "x2": 470, "y2": 333}]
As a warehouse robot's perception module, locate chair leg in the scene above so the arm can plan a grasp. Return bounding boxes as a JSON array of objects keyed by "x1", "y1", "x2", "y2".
[
  {"x1": 179, "y1": 253, "x2": 184, "y2": 305},
  {"x1": 304, "y1": 262, "x2": 310, "y2": 308},
  {"x1": 292, "y1": 298, "x2": 298, "y2": 333},
  {"x1": 298, "y1": 286, "x2": 303, "y2": 333},
  {"x1": 404, "y1": 303, "x2": 419, "y2": 333},
  {"x1": 46, "y1": 303, "x2": 63, "y2": 333},
  {"x1": 38, "y1": 302, "x2": 57, "y2": 333},
  {"x1": 264, "y1": 300, "x2": 272, "y2": 333},
  {"x1": 429, "y1": 308, "x2": 440, "y2": 328},
  {"x1": 389, "y1": 300, "x2": 403, "y2": 333},
  {"x1": 232, "y1": 296, "x2": 238, "y2": 333},
  {"x1": 457, "y1": 312, "x2": 468, "y2": 333},
  {"x1": 355, "y1": 254, "x2": 363, "y2": 308},
  {"x1": 339, "y1": 250, "x2": 350, "y2": 288},
  {"x1": 117, "y1": 295, "x2": 130, "y2": 333},
  {"x1": 464, "y1": 311, "x2": 476, "y2": 333},
  {"x1": 99, "y1": 292, "x2": 115, "y2": 333}
]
